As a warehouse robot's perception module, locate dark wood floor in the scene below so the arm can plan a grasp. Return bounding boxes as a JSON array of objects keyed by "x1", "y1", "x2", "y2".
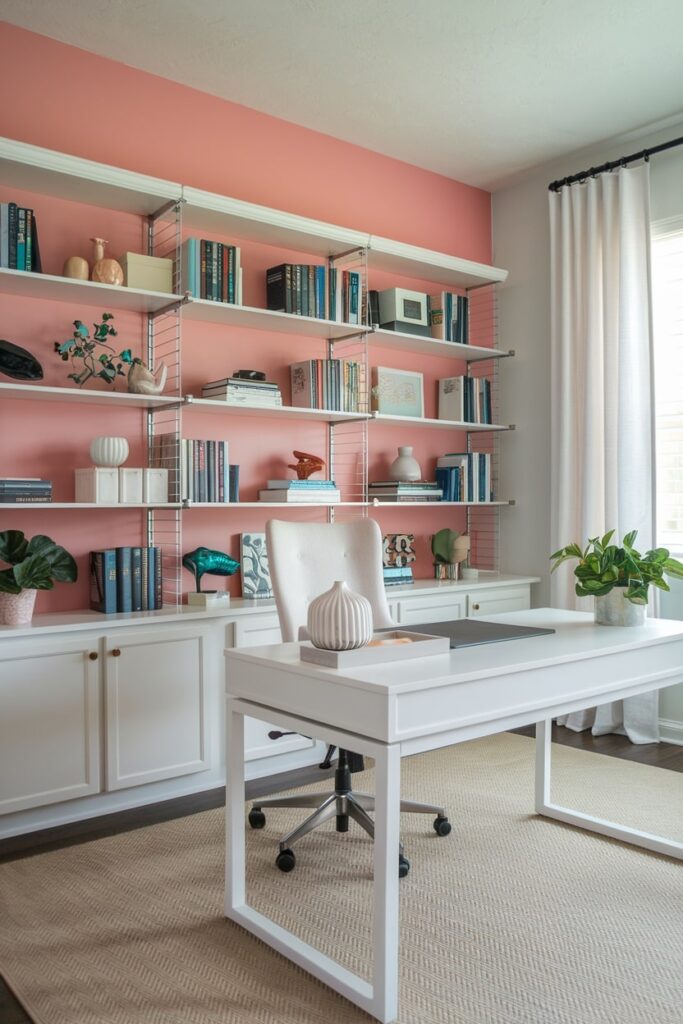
[{"x1": 2, "y1": 730, "x2": 682, "y2": 1023}]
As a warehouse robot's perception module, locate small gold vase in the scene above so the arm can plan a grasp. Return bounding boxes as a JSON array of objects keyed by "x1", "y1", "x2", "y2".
[
  {"x1": 90, "y1": 237, "x2": 123, "y2": 286},
  {"x1": 62, "y1": 255, "x2": 89, "y2": 280}
]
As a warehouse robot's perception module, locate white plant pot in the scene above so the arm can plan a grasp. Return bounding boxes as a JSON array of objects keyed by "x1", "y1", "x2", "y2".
[
  {"x1": 89, "y1": 436, "x2": 129, "y2": 467},
  {"x1": 594, "y1": 588, "x2": 646, "y2": 626},
  {"x1": 0, "y1": 588, "x2": 37, "y2": 626},
  {"x1": 389, "y1": 446, "x2": 421, "y2": 482},
  {"x1": 307, "y1": 580, "x2": 373, "y2": 651}
]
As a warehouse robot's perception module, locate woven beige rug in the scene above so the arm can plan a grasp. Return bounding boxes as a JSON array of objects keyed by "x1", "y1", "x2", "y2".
[{"x1": 1, "y1": 733, "x2": 682, "y2": 1024}]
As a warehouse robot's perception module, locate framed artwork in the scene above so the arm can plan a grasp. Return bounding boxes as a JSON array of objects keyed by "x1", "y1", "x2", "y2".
[
  {"x1": 371, "y1": 366, "x2": 424, "y2": 418},
  {"x1": 240, "y1": 533, "x2": 273, "y2": 599},
  {"x1": 383, "y1": 533, "x2": 416, "y2": 568}
]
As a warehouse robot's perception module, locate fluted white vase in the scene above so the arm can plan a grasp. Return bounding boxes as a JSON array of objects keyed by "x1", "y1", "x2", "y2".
[
  {"x1": 90, "y1": 436, "x2": 129, "y2": 467},
  {"x1": 307, "y1": 580, "x2": 373, "y2": 651},
  {"x1": 389, "y1": 446, "x2": 421, "y2": 482}
]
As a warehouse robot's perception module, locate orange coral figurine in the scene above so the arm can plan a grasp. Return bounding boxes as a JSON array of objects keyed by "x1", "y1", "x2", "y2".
[{"x1": 287, "y1": 450, "x2": 325, "y2": 480}]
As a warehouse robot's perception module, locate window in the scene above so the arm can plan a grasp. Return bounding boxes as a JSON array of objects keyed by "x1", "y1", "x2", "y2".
[{"x1": 652, "y1": 219, "x2": 683, "y2": 557}]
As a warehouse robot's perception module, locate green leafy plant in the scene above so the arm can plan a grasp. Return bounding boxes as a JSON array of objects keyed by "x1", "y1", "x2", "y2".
[
  {"x1": 550, "y1": 529, "x2": 683, "y2": 605},
  {"x1": 0, "y1": 531, "x2": 78, "y2": 594},
  {"x1": 54, "y1": 312, "x2": 135, "y2": 387}
]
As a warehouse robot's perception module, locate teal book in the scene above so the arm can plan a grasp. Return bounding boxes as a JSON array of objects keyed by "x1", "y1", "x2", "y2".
[
  {"x1": 115, "y1": 547, "x2": 133, "y2": 613},
  {"x1": 147, "y1": 546, "x2": 156, "y2": 611},
  {"x1": 131, "y1": 547, "x2": 143, "y2": 612}
]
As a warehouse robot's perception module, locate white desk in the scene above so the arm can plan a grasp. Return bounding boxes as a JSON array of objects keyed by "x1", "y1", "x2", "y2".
[{"x1": 224, "y1": 608, "x2": 683, "y2": 1023}]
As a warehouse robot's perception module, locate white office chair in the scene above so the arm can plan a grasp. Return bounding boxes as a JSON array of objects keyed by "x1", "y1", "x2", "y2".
[{"x1": 247, "y1": 518, "x2": 451, "y2": 877}]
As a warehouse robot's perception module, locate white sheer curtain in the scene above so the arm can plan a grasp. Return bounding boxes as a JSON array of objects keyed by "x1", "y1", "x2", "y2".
[{"x1": 549, "y1": 163, "x2": 659, "y2": 743}]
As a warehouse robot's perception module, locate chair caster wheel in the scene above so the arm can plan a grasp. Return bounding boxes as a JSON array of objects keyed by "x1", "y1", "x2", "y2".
[
  {"x1": 248, "y1": 809, "x2": 266, "y2": 829},
  {"x1": 433, "y1": 816, "x2": 452, "y2": 837},
  {"x1": 276, "y1": 848, "x2": 296, "y2": 873},
  {"x1": 398, "y1": 855, "x2": 410, "y2": 878}
]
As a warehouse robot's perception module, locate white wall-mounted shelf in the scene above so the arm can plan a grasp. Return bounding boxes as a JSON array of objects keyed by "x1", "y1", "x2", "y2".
[
  {"x1": 371, "y1": 412, "x2": 510, "y2": 432},
  {"x1": 183, "y1": 501, "x2": 359, "y2": 509},
  {"x1": 367, "y1": 236, "x2": 507, "y2": 289},
  {"x1": 183, "y1": 398, "x2": 368, "y2": 423},
  {"x1": 0, "y1": 503, "x2": 182, "y2": 510},
  {"x1": 369, "y1": 328, "x2": 510, "y2": 361},
  {"x1": 0, "y1": 268, "x2": 182, "y2": 314},
  {"x1": 182, "y1": 297, "x2": 365, "y2": 339},
  {"x1": 369, "y1": 500, "x2": 512, "y2": 508},
  {"x1": 0, "y1": 382, "x2": 181, "y2": 410}
]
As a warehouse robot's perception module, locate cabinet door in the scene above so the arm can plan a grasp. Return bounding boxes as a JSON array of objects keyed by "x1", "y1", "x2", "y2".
[
  {"x1": 0, "y1": 637, "x2": 101, "y2": 815},
  {"x1": 396, "y1": 593, "x2": 467, "y2": 626},
  {"x1": 104, "y1": 627, "x2": 210, "y2": 791},
  {"x1": 232, "y1": 615, "x2": 316, "y2": 761},
  {"x1": 468, "y1": 586, "x2": 531, "y2": 618}
]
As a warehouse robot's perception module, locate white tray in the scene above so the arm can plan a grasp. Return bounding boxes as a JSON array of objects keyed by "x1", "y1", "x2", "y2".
[{"x1": 299, "y1": 630, "x2": 449, "y2": 668}]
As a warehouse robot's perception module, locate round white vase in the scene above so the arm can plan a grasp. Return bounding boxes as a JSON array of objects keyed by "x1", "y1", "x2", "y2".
[
  {"x1": 594, "y1": 588, "x2": 646, "y2": 626},
  {"x1": 307, "y1": 580, "x2": 373, "y2": 651},
  {"x1": 0, "y1": 588, "x2": 37, "y2": 626},
  {"x1": 90, "y1": 436, "x2": 129, "y2": 467},
  {"x1": 389, "y1": 446, "x2": 421, "y2": 482}
]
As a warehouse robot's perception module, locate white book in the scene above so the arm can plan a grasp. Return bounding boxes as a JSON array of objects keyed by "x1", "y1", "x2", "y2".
[
  {"x1": 259, "y1": 489, "x2": 340, "y2": 503},
  {"x1": 438, "y1": 376, "x2": 464, "y2": 421},
  {"x1": 290, "y1": 361, "x2": 314, "y2": 407}
]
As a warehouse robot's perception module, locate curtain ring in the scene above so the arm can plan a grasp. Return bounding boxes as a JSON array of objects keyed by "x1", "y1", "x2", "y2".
[{"x1": 644, "y1": 152, "x2": 650, "y2": 163}]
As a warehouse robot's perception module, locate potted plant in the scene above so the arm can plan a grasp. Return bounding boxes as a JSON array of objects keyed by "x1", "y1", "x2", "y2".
[
  {"x1": 550, "y1": 529, "x2": 683, "y2": 625},
  {"x1": 431, "y1": 528, "x2": 470, "y2": 581},
  {"x1": 0, "y1": 531, "x2": 78, "y2": 626}
]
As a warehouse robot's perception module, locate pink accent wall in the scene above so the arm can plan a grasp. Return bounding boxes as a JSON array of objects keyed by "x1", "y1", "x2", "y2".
[{"x1": 0, "y1": 23, "x2": 494, "y2": 612}]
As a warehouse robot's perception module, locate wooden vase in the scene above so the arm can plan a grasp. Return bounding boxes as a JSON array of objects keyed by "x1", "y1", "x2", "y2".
[
  {"x1": 90, "y1": 237, "x2": 123, "y2": 286},
  {"x1": 62, "y1": 255, "x2": 89, "y2": 280}
]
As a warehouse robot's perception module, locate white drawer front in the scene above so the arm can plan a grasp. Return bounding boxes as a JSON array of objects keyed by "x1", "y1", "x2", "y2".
[
  {"x1": 468, "y1": 586, "x2": 530, "y2": 618},
  {"x1": 397, "y1": 594, "x2": 467, "y2": 626}
]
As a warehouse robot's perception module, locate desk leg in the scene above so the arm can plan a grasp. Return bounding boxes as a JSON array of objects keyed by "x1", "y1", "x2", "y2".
[
  {"x1": 225, "y1": 697, "x2": 246, "y2": 914},
  {"x1": 372, "y1": 743, "x2": 401, "y2": 1024},
  {"x1": 534, "y1": 718, "x2": 683, "y2": 860}
]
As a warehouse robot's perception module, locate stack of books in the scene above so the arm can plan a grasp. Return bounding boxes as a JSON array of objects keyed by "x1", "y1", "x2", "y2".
[
  {"x1": 180, "y1": 237, "x2": 242, "y2": 303},
  {"x1": 0, "y1": 203, "x2": 41, "y2": 272},
  {"x1": 0, "y1": 477, "x2": 52, "y2": 503},
  {"x1": 258, "y1": 479, "x2": 341, "y2": 503},
  {"x1": 181, "y1": 439, "x2": 239, "y2": 503},
  {"x1": 435, "y1": 452, "x2": 492, "y2": 503},
  {"x1": 383, "y1": 565, "x2": 414, "y2": 586},
  {"x1": 438, "y1": 376, "x2": 492, "y2": 424},
  {"x1": 267, "y1": 264, "x2": 361, "y2": 324},
  {"x1": 200, "y1": 377, "x2": 283, "y2": 408},
  {"x1": 290, "y1": 359, "x2": 366, "y2": 413},
  {"x1": 90, "y1": 546, "x2": 162, "y2": 614},
  {"x1": 368, "y1": 481, "x2": 443, "y2": 503},
  {"x1": 428, "y1": 292, "x2": 468, "y2": 344}
]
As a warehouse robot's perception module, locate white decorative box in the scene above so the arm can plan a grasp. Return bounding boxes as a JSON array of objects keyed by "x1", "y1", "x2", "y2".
[
  {"x1": 74, "y1": 467, "x2": 119, "y2": 504},
  {"x1": 143, "y1": 467, "x2": 169, "y2": 504},
  {"x1": 187, "y1": 591, "x2": 230, "y2": 609},
  {"x1": 299, "y1": 630, "x2": 449, "y2": 668},
  {"x1": 378, "y1": 288, "x2": 430, "y2": 336},
  {"x1": 118, "y1": 467, "x2": 144, "y2": 504},
  {"x1": 120, "y1": 252, "x2": 173, "y2": 294}
]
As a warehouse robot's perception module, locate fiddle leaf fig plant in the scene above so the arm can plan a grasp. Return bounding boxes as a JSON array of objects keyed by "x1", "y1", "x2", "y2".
[
  {"x1": 550, "y1": 529, "x2": 683, "y2": 605},
  {"x1": 0, "y1": 531, "x2": 78, "y2": 594}
]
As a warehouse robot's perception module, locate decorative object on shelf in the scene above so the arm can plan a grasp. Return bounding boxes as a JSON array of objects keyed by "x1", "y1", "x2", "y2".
[
  {"x1": 378, "y1": 287, "x2": 430, "y2": 337},
  {"x1": 142, "y1": 468, "x2": 169, "y2": 504},
  {"x1": 75, "y1": 468, "x2": 119, "y2": 504},
  {"x1": 182, "y1": 546, "x2": 239, "y2": 607},
  {"x1": 383, "y1": 534, "x2": 416, "y2": 568},
  {"x1": 54, "y1": 312, "x2": 134, "y2": 388},
  {"x1": 0, "y1": 338, "x2": 43, "y2": 380},
  {"x1": 432, "y1": 529, "x2": 470, "y2": 581},
  {"x1": 127, "y1": 358, "x2": 168, "y2": 395},
  {"x1": 388, "y1": 446, "x2": 421, "y2": 482},
  {"x1": 234, "y1": 369, "x2": 266, "y2": 381},
  {"x1": 307, "y1": 580, "x2": 373, "y2": 651},
  {"x1": 550, "y1": 529, "x2": 683, "y2": 626},
  {"x1": 62, "y1": 255, "x2": 89, "y2": 280},
  {"x1": 461, "y1": 567, "x2": 479, "y2": 581},
  {"x1": 288, "y1": 450, "x2": 325, "y2": 480},
  {"x1": 371, "y1": 366, "x2": 424, "y2": 418},
  {"x1": 240, "y1": 533, "x2": 273, "y2": 599},
  {"x1": 90, "y1": 436, "x2": 129, "y2": 467},
  {"x1": 119, "y1": 252, "x2": 173, "y2": 293},
  {"x1": 0, "y1": 529, "x2": 77, "y2": 625},
  {"x1": 90, "y1": 237, "x2": 124, "y2": 286},
  {"x1": 118, "y1": 467, "x2": 143, "y2": 504}
]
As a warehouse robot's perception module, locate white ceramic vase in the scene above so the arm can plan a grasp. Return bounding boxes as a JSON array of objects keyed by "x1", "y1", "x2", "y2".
[
  {"x1": 307, "y1": 580, "x2": 373, "y2": 651},
  {"x1": 90, "y1": 436, "x2": 129, "y2": 467},
  {"x1": 0, "y1": 589, "x2": 37, "y2": 626},
  {"x1": 594, "y1": 588, "x2": 646, "y2": 626},
  {"x1": 389, "y1": 446, "x2": 421, "y2": 482}
]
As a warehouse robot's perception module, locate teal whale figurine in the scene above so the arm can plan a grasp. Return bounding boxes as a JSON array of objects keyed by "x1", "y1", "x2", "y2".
[{"x1": 182, "y1": 546, "x2": 239, "y2": 592}]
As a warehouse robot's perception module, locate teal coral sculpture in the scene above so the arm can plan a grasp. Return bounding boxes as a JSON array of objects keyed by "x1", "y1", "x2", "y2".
[{"x1": 182, "y1": 546, "x2": 239, "y2": 592}]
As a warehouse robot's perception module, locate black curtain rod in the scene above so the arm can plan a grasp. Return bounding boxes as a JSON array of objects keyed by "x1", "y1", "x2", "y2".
[{"x1": 548, "y1": 134, "x2": 683, "y2": 192}]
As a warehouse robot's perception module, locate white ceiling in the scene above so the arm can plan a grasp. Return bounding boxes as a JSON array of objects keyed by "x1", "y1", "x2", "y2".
[{"x1": 2, "y1": 0, "x2": 683, "y2": 190}]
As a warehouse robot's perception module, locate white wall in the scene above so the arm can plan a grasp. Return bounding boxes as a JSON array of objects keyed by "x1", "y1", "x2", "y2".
[{"x1": 492, "y1": 119, "x2": 683, "y2": 739}]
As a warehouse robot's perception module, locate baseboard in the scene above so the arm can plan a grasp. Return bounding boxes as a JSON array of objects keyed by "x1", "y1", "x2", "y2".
[{"x1": 659, "y1": 717, "x2": 683, "y2": 746}]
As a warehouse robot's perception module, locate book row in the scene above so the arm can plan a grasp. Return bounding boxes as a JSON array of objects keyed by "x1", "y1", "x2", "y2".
[
  {"x1": 0, "y1": 478, "x2": 52, "y2": 503},
  {"x1": 201, "y1": 376, "x2": 283, "y2": 408},
  {"x1": 435, "y1": 452, "x2": 493, "y2": 503},
  {"x1": 258, "y1": 479, "x2": 340, "y2": 503},
  {"x1": 90, "y1": 546, "x2": 162, "y2": 614},
  {"x1": 267, "y1": 264, "x2": 362, "y2": 323},
  {"x1": 290, "y1": 359, "x2": 367, "y2": 413},
  {"x1": 428, "y1": 292, "x2": 469, "y2": 344},
  {"x1": 438, "y1": 375, "x2": 493, "y2": 424},
  {"x1": 180, "y1": 238, "x2": 243, "y2": 303},
  {"x1": 0, "y1": 202, "x2": 41, "y2": 272},
  {"x1": 181, "y1": 439, "x2": 240, "y2": 503}
]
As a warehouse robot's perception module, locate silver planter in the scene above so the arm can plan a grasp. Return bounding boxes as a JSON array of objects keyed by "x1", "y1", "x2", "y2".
[{"x1": 594, "y1": 588, "x2": 646, "y2": 626}]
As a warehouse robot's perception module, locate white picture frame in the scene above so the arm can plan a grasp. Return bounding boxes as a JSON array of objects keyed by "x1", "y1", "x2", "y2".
[{"x1": 371, "y1": 366, "x2": 424, "y2": 418}]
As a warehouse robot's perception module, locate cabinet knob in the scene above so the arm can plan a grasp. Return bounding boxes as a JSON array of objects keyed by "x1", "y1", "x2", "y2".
[
  {"x1": 111, "y1": 648, "x2": 121, "y2": 657},
  {"x1": 472, "y1": 603, "x2": 480, "y2": 611},
  {"x1": 88, "y1": 651, "x2": 98, "y2": 661}
]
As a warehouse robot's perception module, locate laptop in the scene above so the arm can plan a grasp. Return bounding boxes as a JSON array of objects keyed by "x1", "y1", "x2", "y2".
[{"x1": 407, "y1": 618, "x2": 556, "y2": 648}]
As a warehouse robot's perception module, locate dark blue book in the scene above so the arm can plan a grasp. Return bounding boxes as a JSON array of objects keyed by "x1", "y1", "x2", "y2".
[
  {"x1": 207, "y1": 440, "x2": 216, "y2": 502},
  {"x1": 154, "y1": 547, "x2": 163, "y2": 609},
  {"x1": 229, "y1": 464, "x2": 240, "y2": 503},
  {"x1": 141, "y1": 546, "x2": 149, "y2": 611},
  {"x1": 7, "y1": 202, "x2": 17, "y2": 269},
  {"x1": 90, "y1": 549, "x2": 117, "y2": 613},
  {"x1": 435, "y1": 467, "x2": 452, "y2": 503},
  {"x1": 131, "y1": 547, "x2": 143, "y2": 612},
  {"x1": 115, "y1": 547, "x2": 133, "y2": 613},
  {"x1": 147, "y1": 546, "x2": 156, "y2": 611}
]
